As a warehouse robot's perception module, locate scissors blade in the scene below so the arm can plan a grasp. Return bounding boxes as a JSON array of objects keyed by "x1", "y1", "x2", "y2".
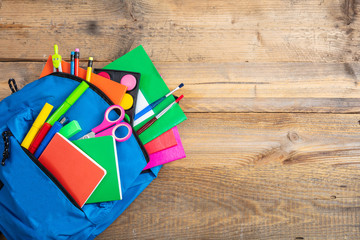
[{"x1": 78, "y1": 131, "x2": 95, "y2": 140}]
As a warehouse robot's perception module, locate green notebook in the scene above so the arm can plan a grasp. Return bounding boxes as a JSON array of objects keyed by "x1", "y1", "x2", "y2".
[
  {"x1": 72, "y1": 136, "x2": 122, "y2": 203},
  {"x1": 103, "y1": 45, "x2": 187, "y2": 144}
]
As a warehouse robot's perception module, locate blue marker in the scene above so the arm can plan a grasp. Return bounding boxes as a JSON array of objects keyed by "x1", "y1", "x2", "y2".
[
  {"x1": 34, "y1": 117, "x2": 66, "y2": 158},
  {"x1": 70, "y1": 51, "x2": 75, "y2": 75}
]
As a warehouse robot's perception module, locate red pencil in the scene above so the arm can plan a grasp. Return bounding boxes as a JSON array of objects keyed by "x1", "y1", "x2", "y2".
[{"x1": 74, "y1": 48, "x2": 80, "y2": 76}]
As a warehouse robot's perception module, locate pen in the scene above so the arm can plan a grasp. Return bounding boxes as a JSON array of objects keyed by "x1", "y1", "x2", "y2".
[
  {"x1": 74, "y1": 48, "x2": 80, "y2": 77},
  {"x1": 21, "y1": 103, "x2": 53, "y2": 149},
  {"x1": 134, "y1": 83, "x2": 184, "y2": 120},
  {"x1": 86, "y1": 57, "x2": 93, "y2": 82},
  {"x1": 70, "y1": 51, "x2": 75, "y2": 75},
  {"x1": 34, "y1": 117, "x2": 66, "y2": 158},
  {"x1": 28, "y1": 81, "x2": 89, "y2": 153},
  {"x1": 52, "y1": 45, "x2": 62, "y2": 73},
  {"x1": 136, "y1": 95, "x2": 184, "y2": 135}
]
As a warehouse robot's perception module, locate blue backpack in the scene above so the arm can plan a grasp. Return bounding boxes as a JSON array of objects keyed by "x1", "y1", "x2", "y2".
[{"x1": 0, "y1": 73, "x2": 161, "y2": 240}]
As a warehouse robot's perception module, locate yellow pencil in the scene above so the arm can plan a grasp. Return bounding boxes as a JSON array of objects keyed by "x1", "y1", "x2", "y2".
[{"x1": 86, "y1": 57, "x2": 93, "y2": 82}]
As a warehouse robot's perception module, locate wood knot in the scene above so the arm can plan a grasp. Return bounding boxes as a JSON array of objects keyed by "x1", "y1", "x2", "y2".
[{"x1": 287, "y1": 131, "x2": 300, "y2": 143}]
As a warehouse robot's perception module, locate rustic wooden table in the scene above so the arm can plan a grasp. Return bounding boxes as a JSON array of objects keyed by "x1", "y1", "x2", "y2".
[{"x1": 1, "y1": 0, "x2": 360, "y2": 239}]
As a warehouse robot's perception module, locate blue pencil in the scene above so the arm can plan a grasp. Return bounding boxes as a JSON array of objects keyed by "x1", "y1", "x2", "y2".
[{"x1": 70, "y1": 51, "x2": 75, "y2": 75}]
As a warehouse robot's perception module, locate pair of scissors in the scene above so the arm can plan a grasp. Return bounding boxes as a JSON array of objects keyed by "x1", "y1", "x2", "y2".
[{"x1": 79, "y1": 105, "x2": 132, "y2": 142}]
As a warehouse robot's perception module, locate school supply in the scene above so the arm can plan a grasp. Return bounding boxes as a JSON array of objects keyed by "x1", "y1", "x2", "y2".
[
  {"x1": 40, "y1": 56, "x2": 127, "y2": 106},
  {"x1": 0, "y1": 70, "x2": 157, "y2": 240},
  {"x1": 72, "y1": 136, "x2": 122, "y2": 203},
  {"x1": 52, "y1": 44, "x2": 62, "y2": 72},
  {"x1": 79, "y1": 105, "x2": 132, "y2": 142},
  {"x1": 70, "y1": 51, "x2": 75, "y2": 75},
  {"x1": 103, "y1": 45, "x2": 187, "y2": 144},
  {"x1": 34, "y1": 117, "x2": 66, "y2": 158},
  {"x1": 39, "y1": 133, "x2": 106, "y2": 208},
  {"x1": 144, "y1": 126, "x2": 186, "y2": 170},
  {"x1": 135, "y1": 83, "x2": 184, "y2": 121},
  {"x1": 74, "y1": 48, "x2": 80, "y2": 76},
  {"x1": 28, "y1": 81, "x2": 89, "y2": 153},
  {"x1": 137, "y1": 95, "x2": 184, "y2": 135},
  {"x1": 59, "y1": 120, "x2": 82, "y2": 139},
  {"x1": 0, "y1": 43, "x2": 189, "y2": 239},
  {"x1": 144, "y1": 129, "x2": 177, "y2": 154},
  {"x1": 94, "y1": 69, "x2": 141, "y2": 126},
  {"x1": 21, "y1": 102, "x2": 53, "y2": 149},
  {"x1": 86, "y1": 57, "x2": 93, "y2": 82}
]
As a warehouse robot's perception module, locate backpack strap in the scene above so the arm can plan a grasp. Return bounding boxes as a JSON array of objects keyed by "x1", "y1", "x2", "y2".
[{"x1": 8, "y1": 78, "x2": 19, "y2": 94}]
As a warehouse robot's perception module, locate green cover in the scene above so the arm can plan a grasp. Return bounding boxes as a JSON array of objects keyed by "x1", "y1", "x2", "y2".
[
  {"x1": 103, "y1": 45, "x2": 187, "y2": 144},
  {"x1": 72, "y1": 136, "x2": 122, "y2": 203}
]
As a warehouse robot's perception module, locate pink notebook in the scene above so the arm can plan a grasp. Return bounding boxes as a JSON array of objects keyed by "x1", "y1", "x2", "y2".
[{"x1": 143, "y1": 126, "x2": 186, "y2": 170}]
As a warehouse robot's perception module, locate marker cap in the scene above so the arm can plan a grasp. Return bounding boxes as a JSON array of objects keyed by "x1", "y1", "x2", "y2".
[{"x1": 59, "y1": 120, "x2": 82, "y2": 139}]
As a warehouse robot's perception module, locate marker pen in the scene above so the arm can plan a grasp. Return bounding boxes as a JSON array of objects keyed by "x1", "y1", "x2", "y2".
[{"x1": 21, "y1": 103, "x2": 53, "y2": 149}]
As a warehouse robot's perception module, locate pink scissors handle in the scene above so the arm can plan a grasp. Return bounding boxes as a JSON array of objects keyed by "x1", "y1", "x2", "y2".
[
  {"x1": 95, "y1": 122, "x2": 132, "y2": 142},
  {"x1": 92, "y1": 105, "x2": 125, "y2": 134}
]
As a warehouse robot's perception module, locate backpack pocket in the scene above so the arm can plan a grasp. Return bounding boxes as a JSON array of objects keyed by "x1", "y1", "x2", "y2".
[
  {"x1": 0, "y1": 110, "x2": 100, "y2": 239},
  {"x1": 0, "y1": 135, "x2": 97, "y2": 240}
]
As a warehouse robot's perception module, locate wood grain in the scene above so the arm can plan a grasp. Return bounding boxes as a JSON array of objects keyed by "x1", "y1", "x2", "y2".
[
  {"x1": 0, "y1": 0, "x2": 360, "y2": 62},
  {"x1": 1, "y1": 0, "x2": 360, "y2": 239},
  {"x1": 2, "y1": 62, "x2": 360, "y2": 113},
  {"x1": 97, "y1": 113, "x2": 360, "y2": 239}
]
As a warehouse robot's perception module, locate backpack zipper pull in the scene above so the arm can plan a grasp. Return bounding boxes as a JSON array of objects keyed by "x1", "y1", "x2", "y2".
[
  {"x1": 8, "y1": 78, "x2": 19, "y2": 94},
  {"x1": 2, "y1": 131, "x2": 12, "y2": 166}
]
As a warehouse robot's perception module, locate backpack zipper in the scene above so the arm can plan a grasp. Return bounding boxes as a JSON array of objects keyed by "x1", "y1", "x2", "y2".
[{"x1": 2, "y1": 131, "x2": 12, "y2": 166}]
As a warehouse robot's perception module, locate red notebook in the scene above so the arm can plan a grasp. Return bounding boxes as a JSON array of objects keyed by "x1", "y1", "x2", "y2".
[{"x1": 38, "y1": 133, "x2": 106, "y2": 208}]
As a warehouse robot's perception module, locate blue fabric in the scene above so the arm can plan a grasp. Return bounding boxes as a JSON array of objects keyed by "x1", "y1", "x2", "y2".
[{"x1": 0, "y1": 74, "x2": 161, "y2": 240}]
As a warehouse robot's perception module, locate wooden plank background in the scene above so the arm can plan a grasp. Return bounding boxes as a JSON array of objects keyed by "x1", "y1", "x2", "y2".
[{"x1": 1, "y1": 0, "x2": 360, "y2": 239}]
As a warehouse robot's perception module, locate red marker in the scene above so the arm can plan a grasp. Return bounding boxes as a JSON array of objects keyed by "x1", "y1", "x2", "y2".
[
  {"x1": 136, "y1": 95, "x2": 184, "y2": 135},
  {"x1": 28, "y1": 123, "x2": 52, "y2": 154},
  {"x1": 74, "y1": 48, "x2": 80, "y2": 77}
]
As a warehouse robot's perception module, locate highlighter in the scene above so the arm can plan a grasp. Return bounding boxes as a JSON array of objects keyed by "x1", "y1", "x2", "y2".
[
  {"x1": 46, "y1": 81, "x2": 89, "y2": 125},
  {"x1": 86, "y1": 57, "x2": 93, "y2": 82},
  {"x1": 21, "y1": 103, "x2": 53, "y2": 149},
  {"x1": 59, "y1": 120, "x2": 82, "y2": 139},
  {"x1": 34, "y1": 117, "x2": 66, "y2": 158}
]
